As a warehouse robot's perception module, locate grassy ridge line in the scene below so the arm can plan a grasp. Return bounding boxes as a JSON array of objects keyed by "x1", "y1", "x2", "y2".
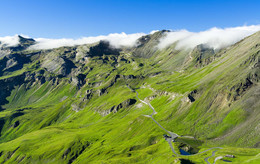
[{"x1": 0, "y1": 31, "x2": 259, "y2": 163}]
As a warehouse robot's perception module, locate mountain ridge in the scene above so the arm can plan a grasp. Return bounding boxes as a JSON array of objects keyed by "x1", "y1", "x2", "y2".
[{"x1": 0, "y1": 30, "x2": 259, "y2": 163}]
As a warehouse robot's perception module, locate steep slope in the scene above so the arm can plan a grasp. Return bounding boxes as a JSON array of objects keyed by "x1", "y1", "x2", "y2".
[{"x1": 0, "y1": 31, "x2": 259, "y2": 164}]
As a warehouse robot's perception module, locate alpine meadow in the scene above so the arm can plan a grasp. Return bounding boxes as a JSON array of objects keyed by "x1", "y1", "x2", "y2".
[
  {"x1": 1, "y1": 1, "x2": 260, "y2": 163},
  {"x1": 0, "y1": 27, "x2": 259, "y2": 163}
]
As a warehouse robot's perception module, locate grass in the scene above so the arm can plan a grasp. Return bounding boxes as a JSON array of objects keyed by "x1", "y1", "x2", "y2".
[{"x1": 0, "y1": 31, "x2": 259, "y2": 163}]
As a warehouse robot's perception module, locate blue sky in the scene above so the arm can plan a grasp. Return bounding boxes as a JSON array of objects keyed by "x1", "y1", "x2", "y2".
[{"x1": 0, "y1": 0, "x2": 259, "y2": 38}]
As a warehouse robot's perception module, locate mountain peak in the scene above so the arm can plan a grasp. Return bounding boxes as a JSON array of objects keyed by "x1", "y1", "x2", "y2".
[
  {"x1": 8, "y1": 35, "x2": 36, "y2": 51},
  {"x1": 18, "y1": 35, "x2": 35, "y2": 44}
]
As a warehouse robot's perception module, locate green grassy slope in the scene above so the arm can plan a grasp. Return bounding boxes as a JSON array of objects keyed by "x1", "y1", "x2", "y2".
[{"x1": 0, "y1": 32, "x2": 259, "y2": 163}]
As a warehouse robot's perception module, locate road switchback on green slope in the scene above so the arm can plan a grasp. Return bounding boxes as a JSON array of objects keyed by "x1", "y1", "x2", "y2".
[{"x1": 127, "y1": 85, "x2": 225, "y2": 164}]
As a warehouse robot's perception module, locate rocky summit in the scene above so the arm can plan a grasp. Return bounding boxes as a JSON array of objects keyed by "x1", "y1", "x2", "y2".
[{"x1": 0, "y1": 31, "x2": 259, "y2": 164}]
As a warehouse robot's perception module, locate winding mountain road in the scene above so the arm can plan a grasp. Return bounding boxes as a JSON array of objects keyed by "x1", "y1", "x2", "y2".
[
  {"x1": 126, "y1": 85, "x2": 224, "y2": 164},
  {"x1": 204, "y1": 149, "x2": 223, "y2": 164}
]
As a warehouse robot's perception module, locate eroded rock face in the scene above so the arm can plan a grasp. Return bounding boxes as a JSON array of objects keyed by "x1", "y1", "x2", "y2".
[
  {"x1": 6, "y1": 58, "x2": 18, "y2": 69},
  {"x1": 71, "y1": 74, "x2": 86, "y2": 87},
  {"x1": 42, "y1": 55, "x2": 65, "y2": 73},
  {"x1": 190, "y1": 44, "x2": 215, "y2": 67},
  {"x1": 0, "y1": 53, "x2": 31, "y2": 76},
  {"x1": 229, "y1": 77, "x2": 254, "y2": 101},
  {"x1": 0, "y1": 49, "x2": 11, "y2": 58},
  {"x1": 98, "y1": 99, "x2": 137, "y2": 116},
  {"x1": 133, "y1": 30, "x2": 168, "y2": 58},
  {"x1": 83, "y1": 89, "x2": 93, "y2": 101},
  {"x1": 75, "y1": 45, "x2": 89, "y2": 62},
  {"x1": 71, "y1": 104, "x2": 81, "y2": 112},
  {"x1": 109, "y1": 99, "x2": 137, "y2": 113},
  {"x1": 41, "y1": 54, "x2": 76, "y2": 77},
  {"x1": 96, "y1": 88, "x2": 107, "y2": 96}
]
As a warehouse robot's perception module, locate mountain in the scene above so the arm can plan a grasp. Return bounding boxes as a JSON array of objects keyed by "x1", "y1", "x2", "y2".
[{"x1": 0, "y1": 31, "x2": 259, "y2": 164}]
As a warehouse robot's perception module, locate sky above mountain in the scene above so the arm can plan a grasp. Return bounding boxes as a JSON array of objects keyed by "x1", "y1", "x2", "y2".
[{"x1": 0, "y1": 0, "x2": 260, "y2": 38}]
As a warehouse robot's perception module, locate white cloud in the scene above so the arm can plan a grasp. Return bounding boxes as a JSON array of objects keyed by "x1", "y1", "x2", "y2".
[
  {"x1": 0, "y1": 35, "x2": 19, "y2": 47},
  {"x1": 150, "y1": 30, "x2": 159, "y2": 34},
  {"x1": 2, "y1": 26, "x2": 260, "y2": 50},
  {"x1": 29, "y1": 32, "x2": 146, "y2": 50},
  {"x1": 157, "y1": 25, "x2": 260, "y2": 50}
]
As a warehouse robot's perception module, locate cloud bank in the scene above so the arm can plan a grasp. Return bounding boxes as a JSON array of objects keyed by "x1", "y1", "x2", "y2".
[
  {"x1": 0, "y1": 32, "x2": 146, "y2": 50},
  {"x1": 30, "y1": 32, "x2": 146, "y2": 50},
  {"x1": 0, "y1": 35, "x2": 20, "y2": 47},
  {"x1": 158, "y1": 25, "x2": 260, "y2": 50},
  {"x1": 1, "y1": 25, "x2": 260, "y2": 50}
]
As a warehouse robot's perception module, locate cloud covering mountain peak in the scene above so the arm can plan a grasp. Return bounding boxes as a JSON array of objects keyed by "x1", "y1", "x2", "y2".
[
  {"x1": 0, "y1": 32, "x2": 146, "y2": 50},
  {"x1": 157, "y1": 25, "x2": 260, "y2": 50},
  {"x1": 1, "y1": 25, "x2": 260, "y2": 50}
]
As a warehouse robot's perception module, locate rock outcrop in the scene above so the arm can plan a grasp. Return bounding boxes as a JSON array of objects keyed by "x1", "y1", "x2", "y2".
[{"x1": 98, "y1": 99, "x2": 137, "y2": 116}]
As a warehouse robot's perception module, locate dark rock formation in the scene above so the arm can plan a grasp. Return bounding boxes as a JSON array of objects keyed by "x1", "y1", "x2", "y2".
[
  {"x1": 0, "y1": 74, "x2": 26, "y2": 111},
  {"x1": 0, "y1": 53, "x2": 31, "y2": 76},
  {"x1": 13, "y1": 121, "x2": 20, "y2": 128},
  {"x1": 109, "y1": 99, "x2": 137, "y2": 113},
  {"x1": 88, "y1": 41, "x2": 120, "y2": 57},
  {"x1": 10, "y1": 35, "x2": 36, "y2": 51},
  {"x1": 229, "y1": 77, "x2": 254, "y2": 101},
  {"x1": 73, "y1": 73, "x2": 86, "y2": 87},
  {"x1": 62, "y1": 141, "x2": 90, "y2": 164},
  {"x1": 0, "y1": 119, "x2": 5, "y2": 136},
  {"x1": 188, "y1": 90, "x2": 197, "y2": 102}
]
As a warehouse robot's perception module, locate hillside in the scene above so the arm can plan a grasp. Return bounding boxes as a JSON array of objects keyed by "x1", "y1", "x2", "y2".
[{"x1": 0, "y1": 31, "x2": 259, "y2": 164}]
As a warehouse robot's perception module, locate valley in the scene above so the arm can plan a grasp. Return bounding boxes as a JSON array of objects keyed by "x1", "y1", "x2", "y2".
[{"x1": 0, "y1": 30, "x2": 259, "y2": 163}]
